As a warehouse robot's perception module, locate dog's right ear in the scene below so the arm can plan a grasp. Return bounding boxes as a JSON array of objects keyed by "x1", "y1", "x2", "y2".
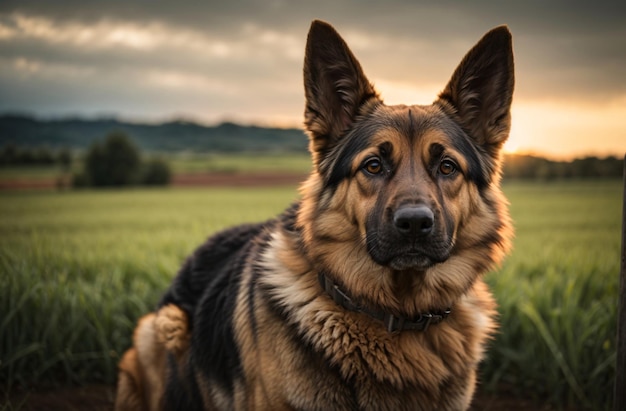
[{"x1": 303, "y1": 20, "x2": 380, "y2": 164}]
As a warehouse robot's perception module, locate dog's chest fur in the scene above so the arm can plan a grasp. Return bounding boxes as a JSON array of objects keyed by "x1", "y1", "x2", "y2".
[{"x1": 233, "y1": 228, "x2": 495, "y2": 411}]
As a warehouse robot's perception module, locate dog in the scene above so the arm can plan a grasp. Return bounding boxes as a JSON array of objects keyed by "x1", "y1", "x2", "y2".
[{"x1": 115, "y1": 19, "x2": 514, "y2": 411}]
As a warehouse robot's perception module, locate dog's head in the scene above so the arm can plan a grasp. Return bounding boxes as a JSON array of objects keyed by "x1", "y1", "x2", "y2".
[{"x1": 297, "y1": 20, "x2": 514, "y2": 311}]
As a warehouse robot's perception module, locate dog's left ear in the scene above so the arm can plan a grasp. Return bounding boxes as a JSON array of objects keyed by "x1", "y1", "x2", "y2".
[
  {"x1": 303, "y1": 20, "x2": 380, "y2": 163},
  {"x1": 438, "y1": 26, "x2": 514, "y2": 157}
]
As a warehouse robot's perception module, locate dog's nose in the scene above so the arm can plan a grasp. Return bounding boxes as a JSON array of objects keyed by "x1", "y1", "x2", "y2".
[{"x1": 393, "y1": 206, "x2": 434, "y2": 237}]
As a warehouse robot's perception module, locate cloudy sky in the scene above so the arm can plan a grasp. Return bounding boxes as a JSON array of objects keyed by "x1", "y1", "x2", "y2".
[{"x1": 1, "y1": 0, "x2": 624, "y2": 158}]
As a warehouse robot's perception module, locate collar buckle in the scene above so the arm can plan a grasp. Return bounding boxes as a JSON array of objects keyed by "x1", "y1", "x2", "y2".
[{"x1": 384, "y1": 314, "x2": 405, "y2": 333}]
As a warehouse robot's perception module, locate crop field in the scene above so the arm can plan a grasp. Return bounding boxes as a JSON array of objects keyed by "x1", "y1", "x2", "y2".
[
  {"x1": 0, "y1": 180, "x2": 622, "y2": 410},
  {"x1": 168, "y1": 152, "x2": 312, "y2": 174}
]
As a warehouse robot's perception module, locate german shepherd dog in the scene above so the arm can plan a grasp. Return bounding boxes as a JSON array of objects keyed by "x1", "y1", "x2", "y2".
[{"x1": 115, "y1": 20, "x2": 514, "y2": 411}]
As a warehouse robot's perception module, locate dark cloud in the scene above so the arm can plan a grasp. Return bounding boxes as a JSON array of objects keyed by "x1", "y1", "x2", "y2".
[
  {"x1": 1, "y1": 0, "x2": 625, "y2": 122},
  {"x1": 3, "y1": 0, "x2": 623, "y2": 40}
]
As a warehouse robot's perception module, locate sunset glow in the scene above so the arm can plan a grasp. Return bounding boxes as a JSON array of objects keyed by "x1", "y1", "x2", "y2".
[{"x1": 0, "y1": 3, "x2": 624, "y2": 159}]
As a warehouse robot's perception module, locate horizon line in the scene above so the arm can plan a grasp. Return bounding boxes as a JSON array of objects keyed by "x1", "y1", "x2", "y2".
[{"x1": 1, "y1": 111, "x2": 623, "y2": 162}]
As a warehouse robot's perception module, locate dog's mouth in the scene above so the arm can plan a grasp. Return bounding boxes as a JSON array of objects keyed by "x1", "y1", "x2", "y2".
[
  {"x1": 386, "y1": 249, "x2": 450, "y2": 271},
  {"x1": 366, "y1": 238, "x2": 452, "y2": 271}
]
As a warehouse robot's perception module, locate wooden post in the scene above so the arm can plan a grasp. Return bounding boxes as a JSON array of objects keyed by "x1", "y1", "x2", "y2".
[{"x1": 615, "y1": 154, "x2": 626, "y2": 411}]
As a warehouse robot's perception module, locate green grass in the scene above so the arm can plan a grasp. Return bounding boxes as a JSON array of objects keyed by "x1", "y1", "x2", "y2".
[
  {"x1": 0, "y1": 153, "x2": 312, "y2": 182},
  {"x1": 0, "y1": 165, "x2": 65, "y2": 180},
  {"x1": 483, "y1": 181, "x2": 621, "y2": 409},
  {"x1": 167, "y1": 152, "x2": 311, "y2": 174},
  {"x1": 0, "y1": 180, "x2": 622, "y2": 410},
  {"x1": 0, "y1": 187, "x2": 299, "y2": 390}
]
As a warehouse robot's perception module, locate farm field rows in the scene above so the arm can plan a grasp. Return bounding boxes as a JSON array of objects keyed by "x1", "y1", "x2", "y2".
[{"x1": 0, "y1": 180, "x2": 622, "y2": 410}]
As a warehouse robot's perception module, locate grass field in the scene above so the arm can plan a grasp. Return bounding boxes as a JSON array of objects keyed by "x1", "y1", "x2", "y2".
[
  {"x1": 0, "y1": 153, "x2": 312, "y2": 182},
  {"x1": 483, "y1": 181, "x2": 621, "y2": 409},
  {"x1": 0, "y1": 180, "x2": 622, "y2": 410},
  {"x1": 168, "y1": 152, "x2": 311, "y2": 174}
]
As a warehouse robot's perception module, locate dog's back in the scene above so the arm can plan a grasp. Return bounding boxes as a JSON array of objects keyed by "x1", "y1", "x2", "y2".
[
  {"x1": 159, "y1": 222, "x2": 267, "y2": 409},
  {"x1": 160, "y1": 222, "x2": 267, "y2": 317}
]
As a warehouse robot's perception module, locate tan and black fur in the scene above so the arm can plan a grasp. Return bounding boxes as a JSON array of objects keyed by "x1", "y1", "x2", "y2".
[{"x1": 115, "y1": 20, "x2": 514, "y2": 411}]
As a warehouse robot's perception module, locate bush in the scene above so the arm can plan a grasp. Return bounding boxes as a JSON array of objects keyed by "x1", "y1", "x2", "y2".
[
  {"x1": 83, "y1": 132, "x2": 141, "y2": 186},
  {"x1": 74, "y1": 132, "x2": 171, "y2": 188},
  {"x1": 141, "y1": 158, "x2": 171, "y2": 185}
]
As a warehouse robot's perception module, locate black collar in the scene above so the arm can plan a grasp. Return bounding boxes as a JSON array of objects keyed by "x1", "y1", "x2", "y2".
[{"x1": 318, "y1": 272, "x2": 451, "y2": 333}]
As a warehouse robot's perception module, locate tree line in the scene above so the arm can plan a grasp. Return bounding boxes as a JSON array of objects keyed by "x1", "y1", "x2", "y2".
[
  {"x1": 1, "y1": 138, "x2": 623, "y2": 182},
  {"x1": 502, "y1": 154, "x2": 623, "y2": 180},
  {"x1": 0, "y1": 144, "x2": 72, "y2": 168}
]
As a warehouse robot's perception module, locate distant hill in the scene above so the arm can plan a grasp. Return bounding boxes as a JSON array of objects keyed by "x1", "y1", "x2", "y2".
[{"x1": 0, "y1": 114, "x2": 308, "y2": 153}]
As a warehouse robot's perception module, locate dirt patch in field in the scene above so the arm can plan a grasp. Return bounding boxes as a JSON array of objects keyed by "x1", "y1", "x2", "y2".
[{"x1": 5, "y1": 384, "x2": 574, "y2": 411}]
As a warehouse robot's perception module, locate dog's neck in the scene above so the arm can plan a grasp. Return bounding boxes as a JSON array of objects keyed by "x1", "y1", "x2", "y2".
[{"x1": 317, "y1": 272, "x2": 450, "y2": 333}]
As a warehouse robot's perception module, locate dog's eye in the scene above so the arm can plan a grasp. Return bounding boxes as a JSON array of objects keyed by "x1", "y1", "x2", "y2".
[
  {"x1": 439, "y1": 159, "x2": 457, "y2": 176},
  {"x1": 363, "y1": 158, "x2": 383, "y2": 175}
]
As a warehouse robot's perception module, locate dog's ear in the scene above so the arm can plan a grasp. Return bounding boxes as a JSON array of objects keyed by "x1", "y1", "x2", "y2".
[
  {"x1": 438, "y1": 26, "x2": 514, "y2": 157},
  {"x1": 303, "y1": 20, "x2": 380, "y2": 162}
]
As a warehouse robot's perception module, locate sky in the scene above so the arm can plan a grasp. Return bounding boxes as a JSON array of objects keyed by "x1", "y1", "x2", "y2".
[{"x1": 0, "y1": 0, "x2": 624, "y2": 159}]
